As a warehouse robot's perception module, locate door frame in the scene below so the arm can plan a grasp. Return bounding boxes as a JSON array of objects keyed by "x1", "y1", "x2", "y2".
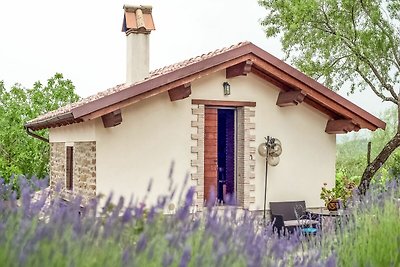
[
  {"x1": 206, "y1": 106, "x2": 237, "y2": 205},
  {"x1": 191, "y1": 99, "x2": 256, "y2": 211}
]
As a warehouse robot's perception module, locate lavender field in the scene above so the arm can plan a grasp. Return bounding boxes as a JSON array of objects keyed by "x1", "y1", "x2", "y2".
[{"x1": 0, "y1": 176, "x2": 399, "y2": 267}]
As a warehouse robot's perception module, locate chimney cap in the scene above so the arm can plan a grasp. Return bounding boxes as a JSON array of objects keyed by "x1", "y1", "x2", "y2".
[
  {"x1": 122, "y1": 4, "x2": 155, "y2": 33},
  {"x1": 123, "y1": 4, "x2": 152, "y2": 13}
]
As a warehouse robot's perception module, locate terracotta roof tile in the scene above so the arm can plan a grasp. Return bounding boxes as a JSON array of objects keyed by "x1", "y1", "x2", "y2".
[
  {"x1": 27, "y1": 41, "x2": 250, "y2": 125},
  {"x1": 26, "y1": 41, "x2": 385, "y2": 132},
  {"x1": 149, "y1": 42, "x2": 249, "y2": 78},
  {"x1": 122, "y1": 5, "x2": 155, "y2": 33}
]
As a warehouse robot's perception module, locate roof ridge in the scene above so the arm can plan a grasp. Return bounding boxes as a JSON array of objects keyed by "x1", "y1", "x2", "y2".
[{"x1": 149, "y1": 41, "x2": 250, "y2": 77}]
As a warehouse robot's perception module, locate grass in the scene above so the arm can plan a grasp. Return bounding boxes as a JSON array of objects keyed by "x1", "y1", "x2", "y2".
[{"x1": 333, "y1": 186, "x2": 400, "y2": 266}]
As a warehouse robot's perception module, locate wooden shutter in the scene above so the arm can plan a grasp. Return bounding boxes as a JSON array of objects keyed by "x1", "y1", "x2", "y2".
[
  {"x1": 204, "y1": 108, "x2": 218, "y2": 204},
  {"x1": 66, "y1": 146, "x2": 73, "y2": 190}
]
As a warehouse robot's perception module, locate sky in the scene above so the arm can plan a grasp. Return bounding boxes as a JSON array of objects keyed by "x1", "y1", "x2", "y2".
[{"x1": 0, "y1": 0, "x2": 392, "y2": 120}]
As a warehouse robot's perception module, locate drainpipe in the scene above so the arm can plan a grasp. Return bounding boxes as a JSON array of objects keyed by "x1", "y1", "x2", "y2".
[{"x1": 25, "y1": 126, "x2": 49, "y2": 143}]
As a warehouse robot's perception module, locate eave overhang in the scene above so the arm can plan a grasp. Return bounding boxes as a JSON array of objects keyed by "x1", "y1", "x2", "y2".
[{"x1": 25, "y1": 42, "x2": 386, "y2": 133}]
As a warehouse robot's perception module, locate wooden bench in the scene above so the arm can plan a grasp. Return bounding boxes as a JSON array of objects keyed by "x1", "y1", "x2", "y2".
[{"x1": 269, "y1": 201, "x2": 319, "y2": 234}]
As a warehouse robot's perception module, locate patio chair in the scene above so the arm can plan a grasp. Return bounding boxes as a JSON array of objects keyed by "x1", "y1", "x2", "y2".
[{"x1": 270, "y1": 201, "x2": 319, "y2": 235}]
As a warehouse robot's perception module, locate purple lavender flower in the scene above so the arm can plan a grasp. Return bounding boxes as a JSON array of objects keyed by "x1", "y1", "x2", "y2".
[
  {"x1": 177, "y1": 173, "x2": 190, "y2": 203},
  {"x1": 178, "y1": 246, "x2": 191, "y2": 267},
  {"x1": 134, "y1": 202, "x2": 145, "y2": 219},
  {"x1": 110, "y1": 196, "x2": 124, "y2": 220},
  {"x1": 147, "y1": 207, "x2": 156, "y2": 223},
  {"x1": 176, "y1": 187, "x2": 195, "y2": 221},
  {"x1": 21, "y1": 186, "x2": 31, "y2": 216},
  {"x1": 5, "y1": 174, "x2": 399, "y2": 266},
  {"x1": 136, "y1": 233, "x2": 147, "y2": 253},
  {"x1": 325, "y1": 253, "x2": 337, "y2": 267},
  {"x1": 215, "y1": 243, "x2": 228, "y2": 266},
  {"x1": 122, "y1": 247, "x2": 132, "y2": 266},
  {"x1": 157, "y1": 196, "x2": 167, "y2": 209},
  {"x1": 121, "y1": 207, "x2": 133, "y2": 224}
]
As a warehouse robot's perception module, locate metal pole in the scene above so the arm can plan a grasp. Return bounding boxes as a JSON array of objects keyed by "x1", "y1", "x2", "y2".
[{"x1": 263, "y1": 136, "x2": 270, "y2": 224}]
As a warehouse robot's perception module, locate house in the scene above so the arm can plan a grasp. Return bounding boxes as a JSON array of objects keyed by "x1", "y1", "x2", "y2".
[{"x1": 25, "y1": 5, "x2": 385, "y2": 212}]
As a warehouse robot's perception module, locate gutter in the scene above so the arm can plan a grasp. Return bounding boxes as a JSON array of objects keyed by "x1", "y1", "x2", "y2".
[
  {"x1": 24, "y1": 112, "x2": 76, "y2": 131},
  {"x1": 24, "y1": 112, "x2": 77, "y2": 143},
  {"x1": 25, "y1": 126, "x2": 49, "y2": 143}
]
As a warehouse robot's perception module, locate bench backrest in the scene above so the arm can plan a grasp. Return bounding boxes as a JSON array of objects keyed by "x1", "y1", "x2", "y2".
[{"x1": 269, "y1": 201, "x2": 306, "y2": 221}]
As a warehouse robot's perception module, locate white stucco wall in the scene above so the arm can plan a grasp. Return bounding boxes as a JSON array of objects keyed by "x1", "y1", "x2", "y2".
[
  {"x1": 49, "y1": 120, "x2": 96, "y2": 142},
  {"x1": 95, "y1": 93, "x2": 194, "y2": 206},
  {"x1": 191, "y1": 71, "x2": 336, "y2": 209},
  {"x1": 49, "y1": 69, "x2": 336, "y2": 209}
]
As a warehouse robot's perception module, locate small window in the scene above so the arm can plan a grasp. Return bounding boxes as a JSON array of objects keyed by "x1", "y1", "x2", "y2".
[{"x1": 66, "y1": 146, "x2": 73, "y2": 190}]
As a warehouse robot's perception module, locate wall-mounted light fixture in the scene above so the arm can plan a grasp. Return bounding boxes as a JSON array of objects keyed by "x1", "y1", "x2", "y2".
[{"x1": 223, "y1": 82, "x2": 231, "y2": 96}]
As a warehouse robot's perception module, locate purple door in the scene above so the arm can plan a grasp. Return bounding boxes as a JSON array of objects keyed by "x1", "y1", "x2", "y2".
[{"x1": 217, "y1": 109, "x2": 235, "y2": 204}]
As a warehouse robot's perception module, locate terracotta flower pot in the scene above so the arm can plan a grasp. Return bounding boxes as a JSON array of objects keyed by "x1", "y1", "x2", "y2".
[{"x1": 327, "y1": 199, "x2": 340, "y2": 211}]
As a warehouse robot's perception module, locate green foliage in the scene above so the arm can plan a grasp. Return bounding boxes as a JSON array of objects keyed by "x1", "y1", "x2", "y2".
[
  {"x1": 320, "y1": 171, "x2": 358, "y2": 206},
  {"x1": 333, "y1": 185, "x2": 400, "y2": 266},
  {"x1": 336, "y1": 139, "x2": 367, "y2": 181},
  {"x1": 337, "y1": 107, "x2": 400, "y2": 180},
  {"x1": 259, "y1": 0, "x2": 400, "y2": 186},
  {"x1": 0, "y1": 73, "x2": 79, "y2": 180},
  {"x1": 258, "y1": 0, "x2": 400, "y2": 99}
]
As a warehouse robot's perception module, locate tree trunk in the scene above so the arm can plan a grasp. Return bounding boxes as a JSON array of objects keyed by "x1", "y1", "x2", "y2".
[
  {"x1": 358, "y1": 132, "x2": 400, "y2": 194},
  {"x1": 359, "y1": 94, "x2": 400, "y2": 195}
]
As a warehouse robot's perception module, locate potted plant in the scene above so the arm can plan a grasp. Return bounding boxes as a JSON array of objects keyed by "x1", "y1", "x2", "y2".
[
  {"x1": 320, "y1": 184, "x2": 340, "y2": 211},
  {"x1": 320, "y1": 176, "x2": 357, "y2": 211}
]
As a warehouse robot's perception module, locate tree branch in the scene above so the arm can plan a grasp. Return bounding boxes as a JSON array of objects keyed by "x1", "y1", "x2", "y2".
[
  {"x1": 361, "y1": 57, "x2": 398, "y2": 100},
  {"x1": 351, "y1": 3, "x2": 358, "y2": 43},
  {"x1": 382, "y1": 57, "x2": 400, "y2": 71},
  {"x1": 359, "y1": 0, "x2": 400, "y2": 73},
  {"x1": 313, "y1": 54, "x2": 352, "y2": 80},
  {"x1": 328, "y1": 54, "x2": 352, "y2": 71},
  {"x1": 355, "y1": 66, "x2": 397, "y2": 104},
  {"x1": 320, "y1": 1, "x2": 399, "y2": 101}
]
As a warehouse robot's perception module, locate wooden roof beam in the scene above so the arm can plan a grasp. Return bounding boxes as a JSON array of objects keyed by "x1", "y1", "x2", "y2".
[
  {"x1": 168, "y1": 83, "x2": 191, "y2": 101},
  {"x1": 226, "y1": 60, "x2": 253, "y2": 78},
  {"x1": 102, "y1": 109, "x2": 122, "y2": 128},
  {"x1": 276, "y1": 90, "x2": 307, "y2": 107},
  {"x1": 251, "y1": 67, "x2": 292, "y2": 91},
  {"x1": 325, "y1": 119, "x2": 361, "y2": 134}
]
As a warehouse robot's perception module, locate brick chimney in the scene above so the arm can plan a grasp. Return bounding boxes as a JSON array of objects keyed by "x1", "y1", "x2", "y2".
[{"x1": 122, "y1": 5, "x2": 155, "y2": 84}]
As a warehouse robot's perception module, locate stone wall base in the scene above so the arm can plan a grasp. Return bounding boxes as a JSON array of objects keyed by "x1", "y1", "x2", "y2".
[{"x1": 50, "y1": 141, "x2": 96, "y2": 203}]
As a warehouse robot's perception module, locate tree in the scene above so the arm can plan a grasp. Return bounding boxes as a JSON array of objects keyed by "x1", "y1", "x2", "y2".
[
  {"x1": 0, "y1": 73, "x2": 79, "y2": 181},
  {"x1": 259, "y1": 0, "x2": 400, "y2": 194},
  {"x1": 337, "y1": 107, "x2": 400, "y2": 180}
]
